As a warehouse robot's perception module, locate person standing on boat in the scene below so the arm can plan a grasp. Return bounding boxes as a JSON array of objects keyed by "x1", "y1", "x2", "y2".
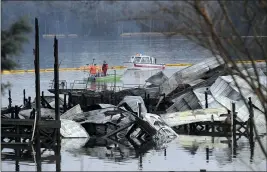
[
  {"x1": 102, "y1": 60, "x2": 108, "y2": 76},
  {"x1": 89, "y1": 64, "x2": 97, "y2": 76}
]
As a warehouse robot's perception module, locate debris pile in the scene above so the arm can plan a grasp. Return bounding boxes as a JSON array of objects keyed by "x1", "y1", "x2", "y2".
[{"x1": 145, "y1": 57, "x2": 266, "y2": 134}]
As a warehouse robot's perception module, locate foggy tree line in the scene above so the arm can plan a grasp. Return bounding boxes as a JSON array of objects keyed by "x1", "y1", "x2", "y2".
[{"x1": 1, "y1": 1, "x2": 176, "y2": 37}]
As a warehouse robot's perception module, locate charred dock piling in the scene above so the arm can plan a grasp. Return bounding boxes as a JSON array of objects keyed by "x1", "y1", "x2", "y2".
[{"x1": 1, "y1": 18, "x2": 61, "y2": 172}]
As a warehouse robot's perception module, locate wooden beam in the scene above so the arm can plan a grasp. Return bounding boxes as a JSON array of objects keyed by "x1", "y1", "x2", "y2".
[
  {"x1": 103, "y1": 122, "x2": 134, "y2": 139},
  {"x1": 1, "y1": 142, "x2": 31, "y2": 149},
  {"x1": 1, "y1": 119, "x2": 61, "y2": 128}
]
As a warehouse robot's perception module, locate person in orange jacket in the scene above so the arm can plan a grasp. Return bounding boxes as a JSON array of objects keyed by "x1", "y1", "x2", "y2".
[
  {"x1": 89, "y1": 64, "x2": 97, "y2": 76},
  {"x1": 102, "y1": 61, "x2": 108, "y2": 76}
]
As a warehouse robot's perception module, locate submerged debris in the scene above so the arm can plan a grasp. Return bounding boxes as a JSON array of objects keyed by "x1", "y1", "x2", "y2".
[{"x1": 60, "y1": 119, "x2": 89, "y2": 138}]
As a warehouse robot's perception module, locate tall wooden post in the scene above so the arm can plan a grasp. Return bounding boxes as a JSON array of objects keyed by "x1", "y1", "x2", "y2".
[
  {"x1": 8, "y1": 90, "x2": 12, "y2": 108},
  {"x1": 205, "y1": 88, "x2": 209, "y2": 131},
  {"x1": 34, "y1": 18, "x2": 41, "y2": 121},
  {"x1": 28, "y1": 96, "x2": 32, "y2": 109},
  {"x1": 248, "y1": 97, "x2": 254, "y2": 143},
  {"x1": 205, "y1": 88, "x2": 209, "y2": 108},
  {"x1": 34, "y1": 17, "x2": 42, "y2": 172},
  {"x1": 63, "y1": 94, "x2": 67, "y2": 112},
  {"x1": 68, "y1": 92, "x2": 72, "y2": 109},
  {"x1": 54, "y1": 36, "x2": 59, "y2": 121},
  {"x1": 23, "y1": 89, "x2": 26, "y2": 106},
  {"x1": 139, "y1": 153, "x2": 143, "y2": 170},
  {"x1": 41, "y1": 91, "x2": 45, "y2": 107},
  {"x1": 54, "y1": 36, "x2": 61, "y2": 172},
  {"x1": 232, "y1": 102, "x2": 237, "y2": 157},
  {"x1": 206, "y1": 147, "x2": 209, "y2": 163},
  {"x1": 147, "y1": 94, "x2": 150, "y2": 113}
]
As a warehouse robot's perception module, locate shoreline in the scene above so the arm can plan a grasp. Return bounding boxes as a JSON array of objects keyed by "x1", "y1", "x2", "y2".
[
  {"x1": 120, "y1": 32, "x2": 180, "y2": 37},
  {"x1": 1, "y1": 60, "x2": 266, "y2": 75}
]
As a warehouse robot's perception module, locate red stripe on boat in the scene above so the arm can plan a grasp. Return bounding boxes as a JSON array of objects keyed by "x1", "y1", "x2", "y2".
[{"x1": 134, "y1": 64, "x2": 165, "y2": 69}]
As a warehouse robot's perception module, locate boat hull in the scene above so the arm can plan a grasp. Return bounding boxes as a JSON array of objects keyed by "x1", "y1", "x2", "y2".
[{"x1": 124, "y1": 62, "x2": 165, "y2": 70}]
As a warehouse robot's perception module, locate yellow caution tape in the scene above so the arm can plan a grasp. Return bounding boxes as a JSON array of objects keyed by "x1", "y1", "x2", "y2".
[
  {"x1": 1, "y1": 60, "x2": 265, "y2": 75},
  {"x1": 166, "y1": 63, "x2": 192, "y2": 67}
]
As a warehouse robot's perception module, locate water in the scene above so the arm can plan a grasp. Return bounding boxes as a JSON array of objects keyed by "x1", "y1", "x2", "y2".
[
  {"x1": 1, "y1": 37, "x2": 266, "y2": 171},
  {"x1": 15, "y1": 37, "x2": 211, "y2": 70}
]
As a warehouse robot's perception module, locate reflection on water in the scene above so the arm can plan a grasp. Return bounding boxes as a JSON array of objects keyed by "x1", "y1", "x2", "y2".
[{"x1": 1, "y1": 135, "x2": 266, "y2": 171}]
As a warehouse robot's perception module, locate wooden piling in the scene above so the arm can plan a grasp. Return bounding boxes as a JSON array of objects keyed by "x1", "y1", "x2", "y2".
[
  {"x1": 54, "y1": 36, "x2": 60, "y2": 121},
  {"x1": 23, "y1": 89, "x2": 26, "y2": 106},
  {"x1": 54, "y1": 32, "x2": 61, "y2": 172},
  {"x1": 14, "y1": 106, "x2": 20, "y2": 143},
  {"x1": 205, "y1": 88, "x2": 209, "y2": 131},
  {"x1": 68, "y1": 92, "x2": 72, "y2": 108},
  {"x1": 114, "y1": 70, "x2": 116, "y2": 93},
  {"x1": 41, "y1": 91, "x2": 45, "y2": 107},
  {"x1": 8, "y1": 90, "x2": 12, "y2": 108},
  {"x1": 34, "y1": 17, "x2": 42, "y2": 172},
  {"x1": 250, "y1": 138, "x2": 255, "y2": 162},
  {"x1": 248, "y1": 97, "x2": 254, "y2": 143},
  {"x1": 232, "y1": 102, "x2": 237, "y2": 157},
  {"x1": 206, "y1": 147, "x2": 209, "y2": 162},
  {"x1": 139, "y1": 153, "x2": 143, "y2": 169},
  {"x1": 211, "y1": 115, "x2": 215, "y2": 133},
  {"x1": 30, "y1": 108, "x2": 35, "y2": 119},
  {"x1": 34, "y1": 18, "x2": 41, "y2": 122},
  {"x1": 14, "y1": 105, "x2": 19, "y2": 119},
  {"x1": 205, "y1": 88, "x2": 208, "y2": 108},
  {"x1": 10, "y1": 107, "x2": 14, "y2": 119},
  {"x1": 28, "y1": 96, "x2": 32, "y2": 109},
  {"x1": 82, "y1": 94, "x2": 86, "y2": 107},
  {"x1": 63, "y1": 94, "x2": 67, "y2": 112},
  {"x1": 147, "y1": 94, "x2": 150, "y2": 113},
  {"x1": 15, "y1": 151, "x2": 20, "y2": 171}
]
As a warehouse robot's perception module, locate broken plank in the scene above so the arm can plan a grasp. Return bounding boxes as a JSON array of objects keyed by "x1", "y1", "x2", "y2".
[
  {"x1": 1, "y1": 142, "x2": 31, "y2": 149},
  {"x1": 1, "y1": 119, "x2": 61, "y2": 128},
  {"x1": 103, "y1": 121, "x2": 135, "y2": 139}
]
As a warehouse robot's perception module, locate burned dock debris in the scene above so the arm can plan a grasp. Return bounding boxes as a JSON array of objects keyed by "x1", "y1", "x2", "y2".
[
  {"x1": 44, "y1": 54, "x2": 266, "y2": 141},
  {"x1": 2, "y1": 19, "x2": 180, "y2": 172}
]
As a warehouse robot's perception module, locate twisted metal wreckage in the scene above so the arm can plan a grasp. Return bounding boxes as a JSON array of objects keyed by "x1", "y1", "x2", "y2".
[{"x1": 3, "y1": 56, "x2": 266, "y2": 153}]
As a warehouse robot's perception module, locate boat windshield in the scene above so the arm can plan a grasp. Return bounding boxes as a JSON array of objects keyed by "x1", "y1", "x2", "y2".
[
  {"x1": 133, "y1": 56, "x2": 142, "y2": 63},
  {"x1": 141, "y1": 56, "x2": 151, "y2": 63}
]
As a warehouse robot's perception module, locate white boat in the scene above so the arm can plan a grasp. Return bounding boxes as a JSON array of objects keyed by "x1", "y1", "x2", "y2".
[{"x1": 124, "y1": 54, "x2": 166, "y2": 70}]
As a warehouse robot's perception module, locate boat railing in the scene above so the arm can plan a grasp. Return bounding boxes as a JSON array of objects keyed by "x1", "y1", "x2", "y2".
[
  {"x1": 122, "y1": 83, "x2": 145, "y2": 88},
  {"x1": 49, "y1": 80, "x2": 68, "y2": 89},
  {"x1": 70, "y1": 80, "x2": 88, "y2": 90},
  {"x1": 109, "y1": 83, "x2": 144, "y2": 92},
  {"x1": 109, "y1": 85, "x2": 122, "y2": 92}
]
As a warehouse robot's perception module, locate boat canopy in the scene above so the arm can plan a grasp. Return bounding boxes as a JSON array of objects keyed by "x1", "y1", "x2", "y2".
[{"x1": 130, "y1": 54, "x2": 156, "y2": 64}]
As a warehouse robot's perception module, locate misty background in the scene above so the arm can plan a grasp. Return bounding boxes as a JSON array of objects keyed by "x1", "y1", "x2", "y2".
[
  {"x1": 1, "y1": 1, "x2": 213, "y2": 69},
  {"x1": 1, "y1": 1, "x2": 174, "y2": 39}
]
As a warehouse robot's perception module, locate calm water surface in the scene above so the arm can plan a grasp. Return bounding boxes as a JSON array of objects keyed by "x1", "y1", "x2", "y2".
[{"x1": 1, "y1": 38, "x2": 266, "y2": 171}]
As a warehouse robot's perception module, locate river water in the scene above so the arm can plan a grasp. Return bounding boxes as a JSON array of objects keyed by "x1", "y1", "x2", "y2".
[{"x1": 1, "y1": 37, "x2": 266, "y2": 171}]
